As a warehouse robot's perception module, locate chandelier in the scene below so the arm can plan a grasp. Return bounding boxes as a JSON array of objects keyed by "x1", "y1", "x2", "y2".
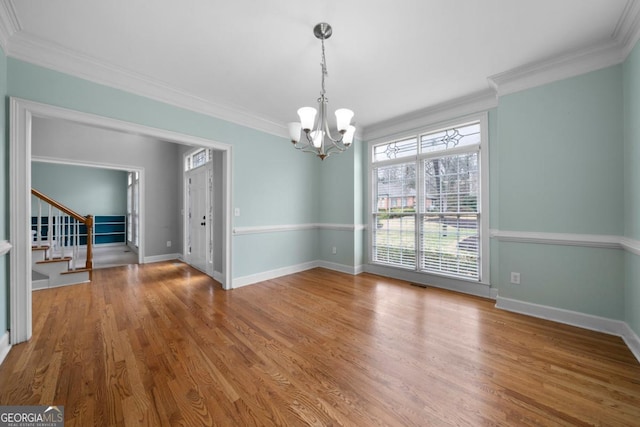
[{"x1": 288, "y1": 22, "x2": 356, "y2": 161}]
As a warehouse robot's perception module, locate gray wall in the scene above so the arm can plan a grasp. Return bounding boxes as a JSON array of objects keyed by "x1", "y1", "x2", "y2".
[
  {"x1": 32, "y1": 162, "x2": 127, "y2": 216},
  {"x1": 32, "y1": 117, "x2": 182, "y2": 258}
]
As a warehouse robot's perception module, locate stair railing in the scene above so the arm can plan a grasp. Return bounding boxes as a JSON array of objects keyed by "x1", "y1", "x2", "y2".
[{"x1": 31, "y1": 188, "x2": 93, "y2": 274}]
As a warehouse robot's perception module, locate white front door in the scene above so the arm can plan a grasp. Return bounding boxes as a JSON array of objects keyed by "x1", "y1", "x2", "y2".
[{"x1": 186, "y1": 166, "x2": 210, "y2": 273}]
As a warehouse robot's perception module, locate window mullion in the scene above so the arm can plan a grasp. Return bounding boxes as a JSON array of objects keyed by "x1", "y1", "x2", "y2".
[{"x1": 415, "y1": 158, "x2": 423, "y2": 273}]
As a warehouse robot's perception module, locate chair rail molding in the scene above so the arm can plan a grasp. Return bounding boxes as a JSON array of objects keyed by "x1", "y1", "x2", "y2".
[
  {"x1": 489, "y1": 229, "x2": 634, "y2": 251},
  {"x1": 233, "y1": 223, "x2": 366, "y2": 235}
]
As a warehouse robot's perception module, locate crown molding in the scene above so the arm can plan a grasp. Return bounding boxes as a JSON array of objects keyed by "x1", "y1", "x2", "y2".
[
  {"x1": 0, "y1": 0, "x2": 19, "y2": 52},
  {"x1": 5, "y1": 30, "x2": 290, "y2": 139},
  {"x1": 2, "y1": 1, "x2": 640, "y2": 138},
  {"x1": 362, "y1": 89, "x2": 497, "y2": 143},
  {"x1": 489, "y1": 0, "x2": 640, "y2": 98},
  {"x1": 614, "y1": 0, "x2": 640, "y2": 57},
  {"x1": 487, "y1": 39, "x2": 625, "y2": 97}
]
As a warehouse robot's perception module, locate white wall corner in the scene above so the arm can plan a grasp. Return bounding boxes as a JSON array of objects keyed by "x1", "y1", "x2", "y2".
[
  {"x1": 0, "y1": 0, "x2": 20, "y2": 53},
  {"x1": 0, "y1": 331, "x2": 11, "y2": 367}
]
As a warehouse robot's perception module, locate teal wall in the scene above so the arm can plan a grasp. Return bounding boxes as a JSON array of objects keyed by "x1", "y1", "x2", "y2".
[
  {"x1": 0, "y1": 45, "x2": 7, "y2": 335},
  {"x1": 496, "y1": 66, "x2": 624, "y2": 235},
  {"x1": 494, "y1": 65, "x2": 625, "y2": 319},
  {"x1": 317, "y1": 136, "x2": 365, "y2": 268},
  {"x1": 32, "y1": 162, "x2": 127, "y2": 216},
  {"x1": 623, "y1": 40, "x2": 640, "y2": 336}
]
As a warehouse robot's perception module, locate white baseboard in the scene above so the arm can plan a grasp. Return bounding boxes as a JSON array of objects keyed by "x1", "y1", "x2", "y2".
[
  {"x1": 316, "y1": 260, "x2": 364, "y2": 275},
  {"x1": 496, "y1": 296, "x2": 640, "y2": 363},
  {"x1": 231, "y1": 260, "x2": 364, "y2": 289},
  {"x1": 620, "y1": 322, "x2": 640, "y2": 363},
  {"x1": 232, "y1": 261, "x2": 321, "y2": 288},
  {"x1": 213, "y1": 270, "x2": 224, "y2": 283},
  {"x1": 32, "y1": 279, "x2": 50, "y2": 290},
  {"x1": 0, "y1": 331, "x2": 11, "y2": 367},
  {"x1": 143, "y1": 253, "x2": 182, "y2": 264}
]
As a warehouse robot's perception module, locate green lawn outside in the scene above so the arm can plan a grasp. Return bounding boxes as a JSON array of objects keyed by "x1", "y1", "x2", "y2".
[{"x1": 373, "y1": 215, "x2": 478, "y2": 276}]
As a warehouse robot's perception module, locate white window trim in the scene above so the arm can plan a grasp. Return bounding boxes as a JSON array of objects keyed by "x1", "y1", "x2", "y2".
[{"x1": 367, "y1": 112, "x2": 490, "y2": 286}]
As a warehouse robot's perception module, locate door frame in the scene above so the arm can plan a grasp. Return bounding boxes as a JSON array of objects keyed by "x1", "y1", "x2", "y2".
[
  {"x1": 9, "y1": 97, "x2": 234, "y2": 344},
  {"x1": 183, "y1": 156, "x2": 214, "y2": 277},
  {"x1": 31, "y1": 156, "x2": 145, "y2": 262}
]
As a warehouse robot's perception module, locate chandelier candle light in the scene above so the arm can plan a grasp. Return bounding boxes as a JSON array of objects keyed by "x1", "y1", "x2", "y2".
[{"x1": 288, "y1": 22, "x2": 356, "y2": 160}]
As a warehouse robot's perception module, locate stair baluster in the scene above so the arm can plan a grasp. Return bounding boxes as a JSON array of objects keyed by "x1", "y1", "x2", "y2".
[{"x1": 31, "y1": 188, "x2": 93, "y2": 280}]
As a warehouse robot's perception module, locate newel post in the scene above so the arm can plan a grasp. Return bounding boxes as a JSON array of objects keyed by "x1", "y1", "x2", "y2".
[{"x1": 85, "y1": 215, "x2": 94, "y2": 275}]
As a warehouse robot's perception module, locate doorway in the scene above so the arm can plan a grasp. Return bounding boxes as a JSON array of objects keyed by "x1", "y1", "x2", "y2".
[{"x1": 10, "y1": 97, "x2": 234, "y2": 345}]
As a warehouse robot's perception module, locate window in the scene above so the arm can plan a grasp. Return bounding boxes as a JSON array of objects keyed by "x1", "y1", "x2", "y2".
[
  {"x1": 185, "y1": 148, "x2": 212, "y2": 171},
  {"x1": 371, "y1": 117, "x2": 487, "y2": 282}
]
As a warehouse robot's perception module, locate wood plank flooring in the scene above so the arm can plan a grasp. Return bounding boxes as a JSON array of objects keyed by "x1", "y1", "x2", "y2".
[{"x1": 1, "y1": 262, "x2": 639, "y2": 426}]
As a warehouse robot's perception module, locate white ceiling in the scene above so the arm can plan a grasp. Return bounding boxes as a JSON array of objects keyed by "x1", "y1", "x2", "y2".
[{"x1": 0, "y1": 0, "x2": 638, "y2": 138}]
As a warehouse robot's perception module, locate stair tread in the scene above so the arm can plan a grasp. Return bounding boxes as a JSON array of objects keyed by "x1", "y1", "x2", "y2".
[
  {"x1": 31, "y1": 246, "x2": 50, "y2": 251},
  {"x1": 36, "y1": 257, "x2": 72, "y2": 264}
]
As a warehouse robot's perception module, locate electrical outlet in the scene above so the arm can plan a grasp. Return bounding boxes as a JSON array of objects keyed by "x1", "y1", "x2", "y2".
[
  {"x1": 234, "y1": 208, "x2": 240, "y2": 217},
  {"x1": 167, "y1": 241, "x2": 172, "y2": 247},
  {"x1": 510, "y1": 272, "x2": 521, "y2": 285},
  {"x1": 332, "y1": 246, "x2": 337, "y2": 255}
]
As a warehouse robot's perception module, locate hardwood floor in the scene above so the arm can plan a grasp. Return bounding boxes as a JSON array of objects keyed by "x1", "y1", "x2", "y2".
[{"x1": 1, "y1": 262, "x2": 639, "y2": 426}]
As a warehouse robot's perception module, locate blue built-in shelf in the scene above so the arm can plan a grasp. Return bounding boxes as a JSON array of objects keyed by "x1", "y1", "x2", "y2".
[
  {"x1": 31, "y1": 214, "x2": 126, "y2": 245},
  {"x1": 94, "y1": 215, "x2": 126, "y2": 245}
]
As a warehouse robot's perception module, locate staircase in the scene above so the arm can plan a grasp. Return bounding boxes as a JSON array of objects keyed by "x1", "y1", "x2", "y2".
[{"x1": 31, "y1": 188, "x2": 93, "y2": 289}]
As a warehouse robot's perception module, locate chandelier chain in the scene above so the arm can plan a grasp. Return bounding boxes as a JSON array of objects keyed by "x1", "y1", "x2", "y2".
[{"x1": 320, "y1": 38, "x2": 327, "y2": 97}]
